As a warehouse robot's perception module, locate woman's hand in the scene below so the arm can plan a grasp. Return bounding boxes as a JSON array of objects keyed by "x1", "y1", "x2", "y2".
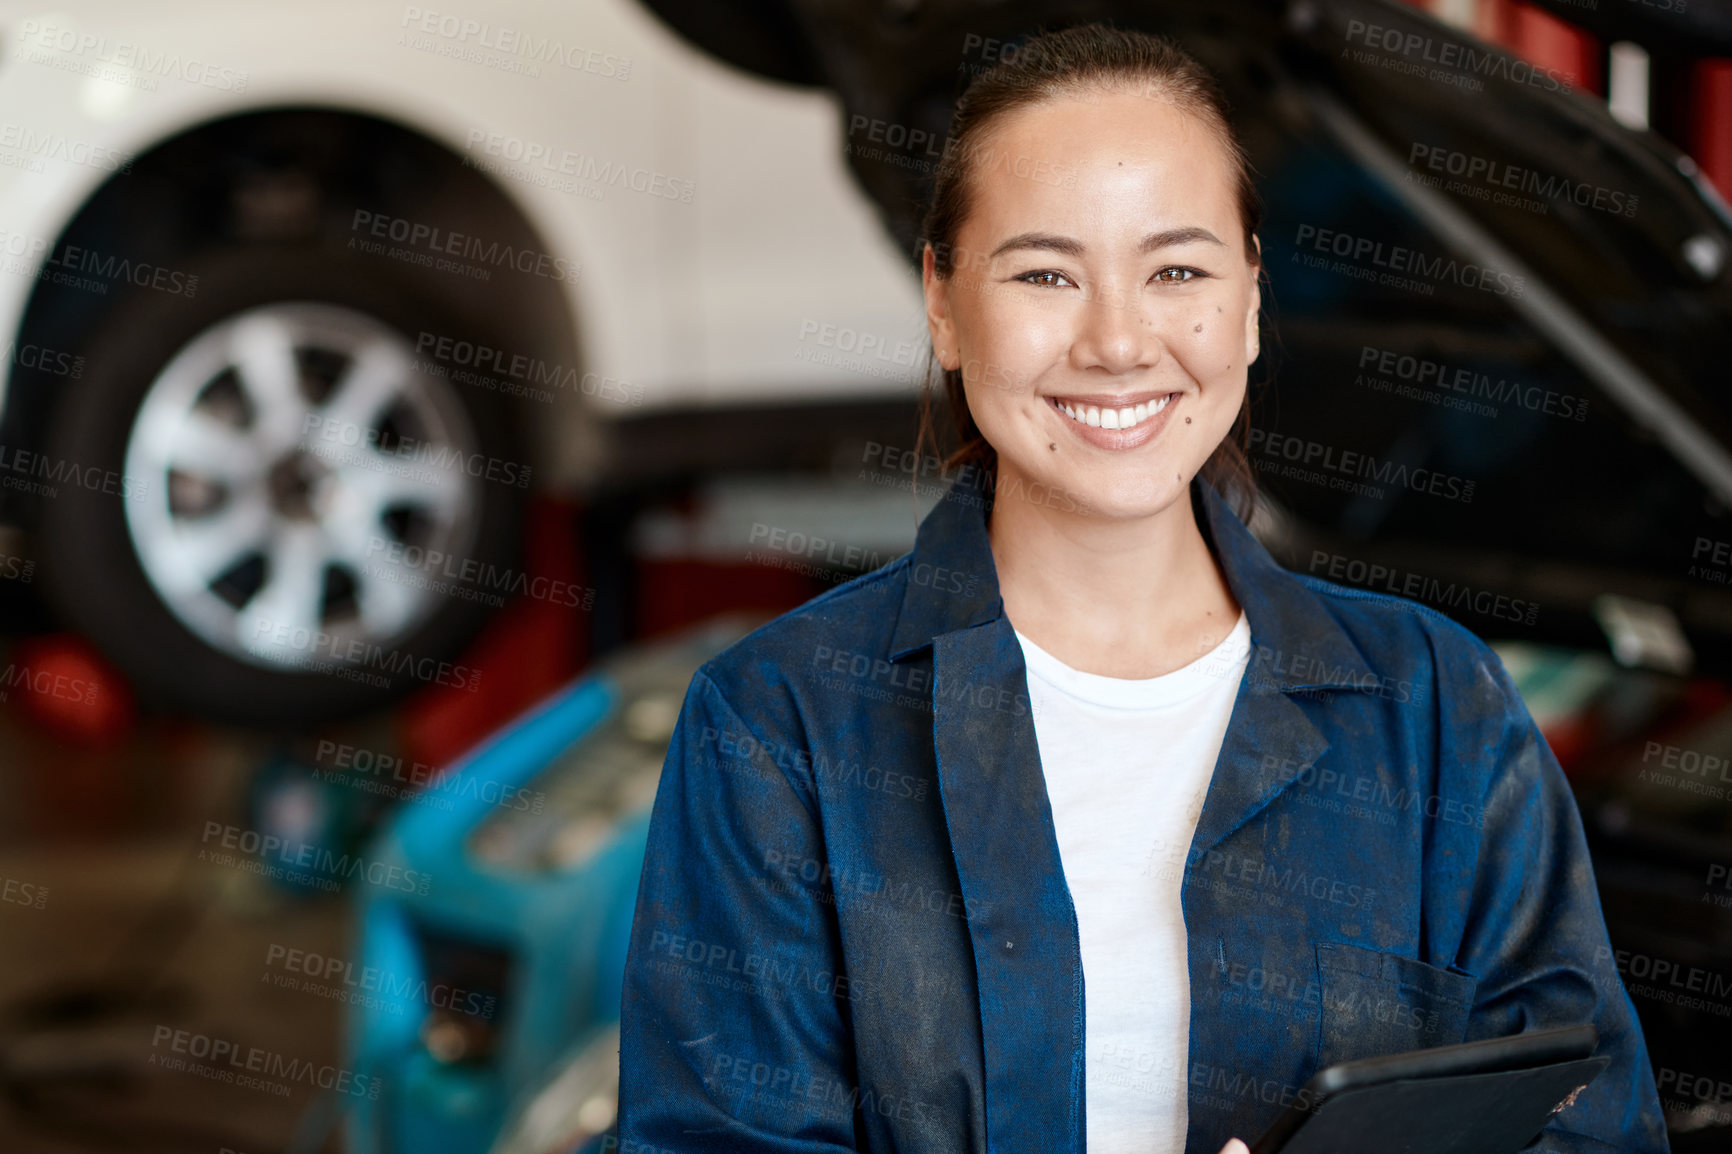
[{"x1": 1216, "y1": 1140, "x2": 1251, "y2": 1154}]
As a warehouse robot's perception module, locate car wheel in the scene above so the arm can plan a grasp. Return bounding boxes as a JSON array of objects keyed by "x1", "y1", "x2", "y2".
[{"x1": 39, "y1": 248, "x2": 524, "y2": 726}]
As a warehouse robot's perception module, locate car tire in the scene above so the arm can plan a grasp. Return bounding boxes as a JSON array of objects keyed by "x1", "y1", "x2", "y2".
[{"x1": 38, "y1": 246, "x2": 524, "y2": 727}]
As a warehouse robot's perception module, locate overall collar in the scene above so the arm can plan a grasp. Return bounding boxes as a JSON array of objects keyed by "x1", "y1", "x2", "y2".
[
  {"x1": 888, "y1": 468, "x2": 1379, "y2": 695},
  {"x1": 903, "y1": 469, "x2": 1394, "y2": 1154}
]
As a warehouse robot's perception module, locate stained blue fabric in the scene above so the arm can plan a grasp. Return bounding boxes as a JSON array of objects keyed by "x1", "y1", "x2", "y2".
[{"x1": 617, "y1": 472, "x2": 1670, "y2": 1154}]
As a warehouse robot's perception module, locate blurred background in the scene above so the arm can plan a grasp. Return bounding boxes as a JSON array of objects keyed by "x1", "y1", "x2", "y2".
[{"x1": 0, "y1": 0, "x2": 1728, "y2": 1150}]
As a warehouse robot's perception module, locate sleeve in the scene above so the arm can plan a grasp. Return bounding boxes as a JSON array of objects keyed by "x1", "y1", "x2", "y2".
[
  {"x1": 617, "y1": 667, "x2": 861, "y2": 1153},
  {"x1": 1452, "y1": 654, "x2": 1671, "y2": 1154}
]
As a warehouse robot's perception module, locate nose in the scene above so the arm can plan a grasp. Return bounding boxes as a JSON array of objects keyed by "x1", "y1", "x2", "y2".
[{"x1": 1071, "y1": 279, "x2": 1161, "y2": 376}]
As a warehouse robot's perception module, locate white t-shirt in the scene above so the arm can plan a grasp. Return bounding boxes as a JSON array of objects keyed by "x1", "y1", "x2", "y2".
[{"x1": 1013, "y1": 611, "x2": 1252, "y2": 1154}]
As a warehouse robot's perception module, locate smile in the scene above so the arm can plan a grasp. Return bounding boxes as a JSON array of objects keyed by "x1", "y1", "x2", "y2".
[{"x1": 1050, "y1": 392, "x2": 1175, "y2": 430}]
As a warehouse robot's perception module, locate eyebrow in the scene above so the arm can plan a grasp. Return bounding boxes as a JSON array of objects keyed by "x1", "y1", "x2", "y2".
[{"x1": 989, "y1": 226, "x2": 1225, "y2": 260}]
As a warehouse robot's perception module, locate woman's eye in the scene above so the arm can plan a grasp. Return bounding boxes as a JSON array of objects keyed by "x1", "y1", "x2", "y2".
[
  {"x1": 1016, "y1": 270, "x2": 1074, "y2": 288},
  {"x1": 1153, "y1": 266, "x2": 1207, "y2": 284}
]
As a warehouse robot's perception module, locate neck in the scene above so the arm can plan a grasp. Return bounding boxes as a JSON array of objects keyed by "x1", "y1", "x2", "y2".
[{"x1": 987, "y1": 461, "x2": 1242, "y2": 679}]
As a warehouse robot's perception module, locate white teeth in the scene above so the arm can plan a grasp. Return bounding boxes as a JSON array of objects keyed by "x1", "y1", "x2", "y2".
[{"x1": 1055, "y1": 395, "x2": 1173, "y2": 431}]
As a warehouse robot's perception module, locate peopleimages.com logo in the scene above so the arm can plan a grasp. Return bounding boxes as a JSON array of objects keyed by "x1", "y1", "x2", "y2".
[
  {"x1": 1291, "y1": 224, "x2": 1524, "y2": 298},
  {"x1": 199, "y1": 821, "x2": 431, "y2": 895},
  {"x1": 1339, "y1": 17, "x2": 1572, "y2": 94},
  {"x1": 150, "y1": 1027, "x2": 379, "y2": 1099},
  {"x1": 1248, "y1": 429, "x2": 1475, "y2": 504}
]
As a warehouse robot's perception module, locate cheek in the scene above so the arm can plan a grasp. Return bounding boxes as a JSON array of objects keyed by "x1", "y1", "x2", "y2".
[
  {"x1": 1173, "y1": 315, "x2": 1250, "y2": 386},
  {"x1": 956, "y1": 295, "x2": 1065, "y2": 385},
  {"x1": 1175, "y1": 279, "x2": 1257, "y2": 364}
]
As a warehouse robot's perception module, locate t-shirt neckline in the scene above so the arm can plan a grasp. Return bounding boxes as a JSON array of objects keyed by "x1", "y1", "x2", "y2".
[{"x1": 1013, "y1": 611, "x2": 1251, "y2": 710}]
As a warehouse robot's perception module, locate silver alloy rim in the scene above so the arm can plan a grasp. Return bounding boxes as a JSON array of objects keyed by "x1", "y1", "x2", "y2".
[{"x1": 123, "y1": 302, "x2": 484, "y2": 672}]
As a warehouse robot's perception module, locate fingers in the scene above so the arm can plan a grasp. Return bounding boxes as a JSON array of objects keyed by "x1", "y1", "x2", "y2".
[{"x1": 1217, "y1": 1139, "x2": 1251, "y2": 1154}]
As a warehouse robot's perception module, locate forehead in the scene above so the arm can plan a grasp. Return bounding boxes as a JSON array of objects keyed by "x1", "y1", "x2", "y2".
[{"x1": 963, "y1": 89, "x2": 1239, "y2": 237}]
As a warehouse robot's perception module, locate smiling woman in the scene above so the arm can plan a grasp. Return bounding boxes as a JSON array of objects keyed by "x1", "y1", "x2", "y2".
[
  {"x1": 916, "y1": 27, "x2": 1264, "y2": 684},
  {"x1": 617, "y1": 22, "x2": 1669, "y2": 1154},
  {"x1": 918, "y1": 28, "x2": 1262, "y2": 525}
]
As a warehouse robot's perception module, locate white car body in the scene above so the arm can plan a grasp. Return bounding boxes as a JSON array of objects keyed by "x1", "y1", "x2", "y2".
[{"x1": 0, "y1": 0, "x2": 927, "y2": 487}]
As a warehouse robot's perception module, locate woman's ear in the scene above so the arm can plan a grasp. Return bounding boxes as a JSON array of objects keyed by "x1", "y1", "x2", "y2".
[
  {"x1": 923, "y1": 244, "x2": 960, "y2": 372},
  {"x1": 1243, "y1": 240, "x2": 1262, "y2": 366}
]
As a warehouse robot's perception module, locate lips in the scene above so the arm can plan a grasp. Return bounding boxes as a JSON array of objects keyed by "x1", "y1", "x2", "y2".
[
  {"x1": 1041, "y1": 390, "x2": 1179, "y2": 451},
  {"x1": 1050, "y1": 392, "x2": 1176, "y2": 431}
]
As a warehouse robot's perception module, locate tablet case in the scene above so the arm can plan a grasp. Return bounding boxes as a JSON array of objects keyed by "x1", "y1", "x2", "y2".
[{"x1": 1251, "y1": 1055, "x2": 1611, "y2": 1154}]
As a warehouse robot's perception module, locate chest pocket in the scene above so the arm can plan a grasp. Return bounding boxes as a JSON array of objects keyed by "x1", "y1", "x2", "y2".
[{"x1": 1316, "y1": 941, "x2": 1478, "y2": 1070}]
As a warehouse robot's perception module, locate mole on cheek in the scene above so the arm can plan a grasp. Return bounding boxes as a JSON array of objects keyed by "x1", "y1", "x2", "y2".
[{"x1": 1193, "y1": 323, "x2": 1203, "y2": 333}]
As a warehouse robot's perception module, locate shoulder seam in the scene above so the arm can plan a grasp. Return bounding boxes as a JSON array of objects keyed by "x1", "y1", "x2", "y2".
[
  {"x1": 794, "y1": 552, "x2": 912, "y2": 613},
  {"x1": 1291, "y1": 572, "x2": 1489, "y2": 643},
  {"x1": 697, "y1": 554, "x2": 912, "y2": 676},
  {"x1": 691, "y1": 667, "x2": 822, "y2": 825}
]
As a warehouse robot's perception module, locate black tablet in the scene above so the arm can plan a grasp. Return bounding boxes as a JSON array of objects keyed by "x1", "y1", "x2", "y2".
[{"x1": 1249, "y1": 1025, "x2": 1608, "y2": 1154}]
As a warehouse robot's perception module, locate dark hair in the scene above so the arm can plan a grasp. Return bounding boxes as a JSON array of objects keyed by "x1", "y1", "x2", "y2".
[{"x1": 915, "y1": 22, "x2": 1264, "y2": 522}]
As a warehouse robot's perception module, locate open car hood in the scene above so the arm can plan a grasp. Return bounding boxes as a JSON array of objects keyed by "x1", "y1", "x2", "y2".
[{"x1": 646, "y1": 0, "x2": 1732, "y2": 674}]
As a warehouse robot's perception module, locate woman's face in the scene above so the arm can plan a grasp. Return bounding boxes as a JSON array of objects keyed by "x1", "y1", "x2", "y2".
[{"x1": 923, "y1": 88, "x2": 1260, "y2": 521}]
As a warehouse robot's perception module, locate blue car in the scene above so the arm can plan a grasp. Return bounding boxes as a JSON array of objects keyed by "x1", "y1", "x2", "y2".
[{"x1": 344, "y1": 614, "x2": 763, "y2": 1154}]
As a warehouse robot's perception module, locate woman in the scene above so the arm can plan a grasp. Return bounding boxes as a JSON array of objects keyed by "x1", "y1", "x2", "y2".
[{"x1": 618, "y1": 23, "x2": 1668, "y2": 1154}]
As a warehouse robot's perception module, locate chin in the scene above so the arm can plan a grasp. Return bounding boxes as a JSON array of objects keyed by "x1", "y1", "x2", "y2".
[{"x1": 1056, "y1": 469, "x2": 1192, "y2": 521}]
